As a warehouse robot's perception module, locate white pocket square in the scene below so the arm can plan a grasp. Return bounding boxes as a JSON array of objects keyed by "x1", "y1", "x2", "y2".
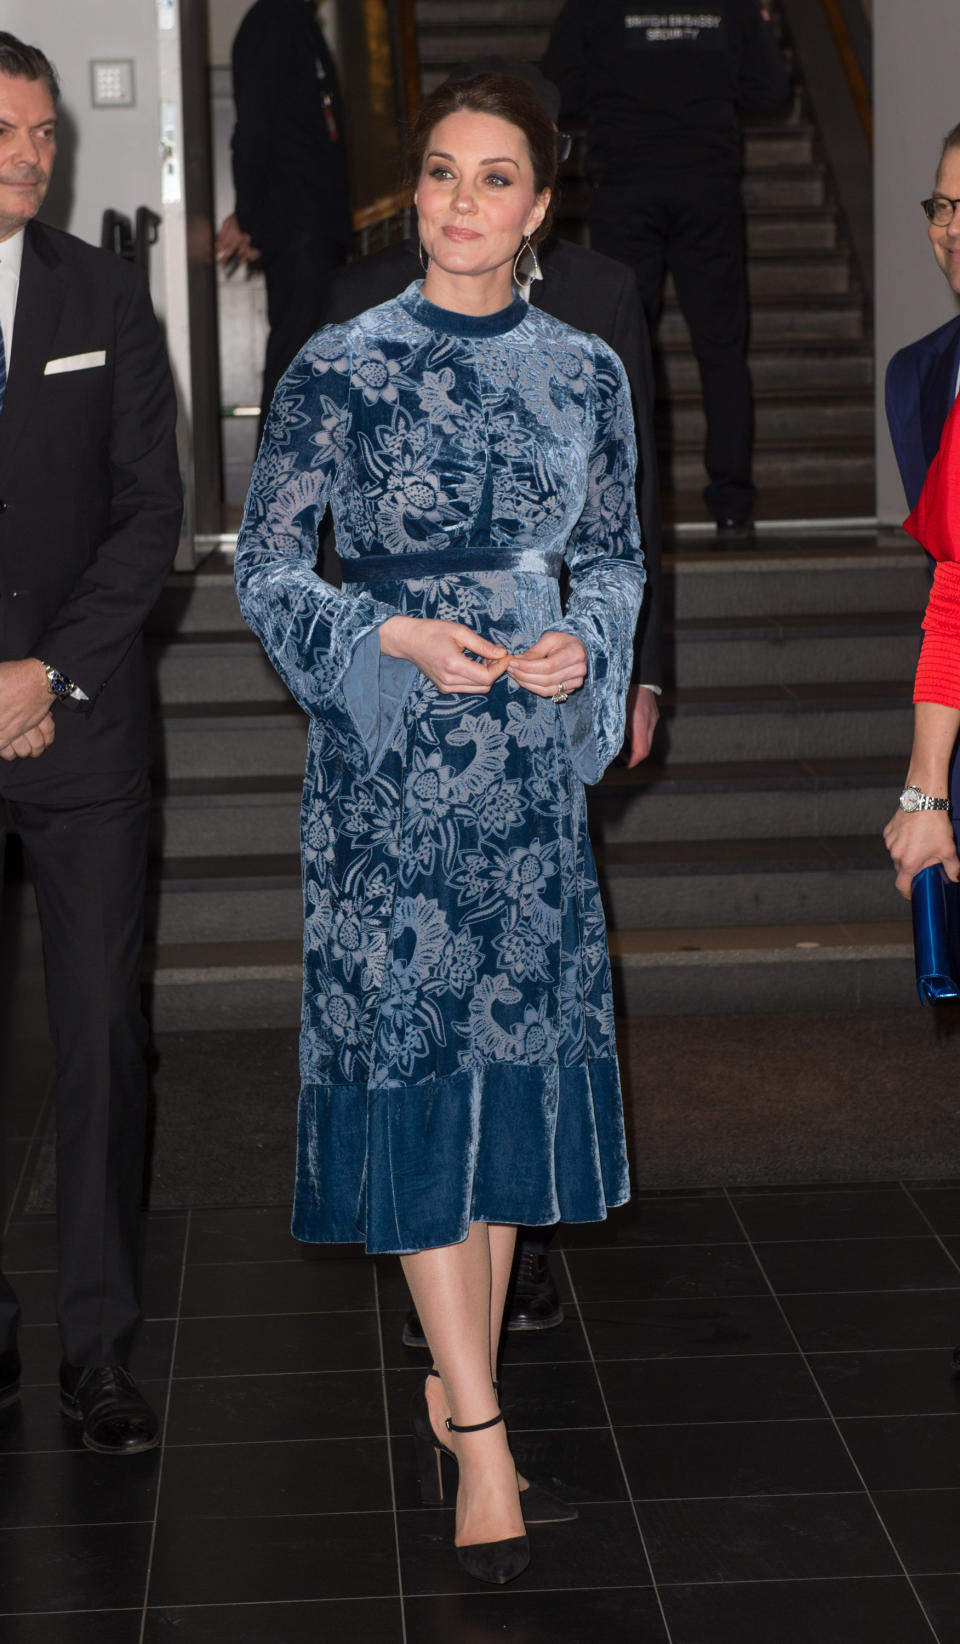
[{"x1": 44, "y1": 350, "x2": 107, "y2": 375}]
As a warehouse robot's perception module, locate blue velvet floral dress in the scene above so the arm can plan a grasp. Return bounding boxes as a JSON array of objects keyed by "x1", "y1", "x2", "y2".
[{"x1": 235, "y1": 282, "x2": 645, "y2": 1253}]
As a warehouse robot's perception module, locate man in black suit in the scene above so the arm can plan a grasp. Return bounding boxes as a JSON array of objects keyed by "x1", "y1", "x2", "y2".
[
  {"x1": 216, "y1": 0, "x2": 352, "y2": 443},
  {"x1": 0, "y1": 34, "x2": 181, "y2": 1451},
  {"x1": 322, "y1": 59, "x2": 663, "y2": 1335}
]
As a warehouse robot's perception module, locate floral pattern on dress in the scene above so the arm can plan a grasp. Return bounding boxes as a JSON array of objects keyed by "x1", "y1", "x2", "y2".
[{"x1": 235, "y1": 284, "x2": 645, "y2": 1253}]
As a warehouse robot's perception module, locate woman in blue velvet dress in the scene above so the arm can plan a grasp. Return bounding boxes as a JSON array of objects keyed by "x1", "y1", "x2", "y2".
[{"x1": 235, "y1": 73, "x2": 644, "y2": 1584}]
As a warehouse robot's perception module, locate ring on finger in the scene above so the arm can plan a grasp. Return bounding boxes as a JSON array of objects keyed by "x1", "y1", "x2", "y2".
[{"x1": 552, "y1": 683, "x2": 570, "y2": 704}]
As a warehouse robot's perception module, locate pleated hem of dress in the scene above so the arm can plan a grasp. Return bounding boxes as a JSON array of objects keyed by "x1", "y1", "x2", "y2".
[{"x1": 291, "y1": 1056, "x2": 630, "y2": 1254}]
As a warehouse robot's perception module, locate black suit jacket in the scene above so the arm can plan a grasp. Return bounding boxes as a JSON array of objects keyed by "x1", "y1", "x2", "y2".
[
  {"x1": 885, "y1": 313, "x2": 960, "y2": 512},
  {"x1": 0, "y1": 220, "x2": 182, "y2": 797},
  {"x1": 323, "y1": 239, "x2": 662, "y2": 689}
]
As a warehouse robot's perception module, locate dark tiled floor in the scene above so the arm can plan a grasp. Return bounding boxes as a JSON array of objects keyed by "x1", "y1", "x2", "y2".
[{"x1": 1, "y1": 1190, "x2": 960, "y2": 1639}]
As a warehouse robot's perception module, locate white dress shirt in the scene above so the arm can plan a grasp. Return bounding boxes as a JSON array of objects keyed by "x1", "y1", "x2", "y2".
[{"x1": 0, "y1": 227, "x2": 24, "y2": 369}]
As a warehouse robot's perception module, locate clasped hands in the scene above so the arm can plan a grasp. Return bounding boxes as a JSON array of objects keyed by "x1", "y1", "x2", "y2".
[
  {"x1": 0, "y1": 658, "x2": 56, "y2": 762},
  {"x1": 379, "y1": 615, "x2": 587, "y2": 701}
]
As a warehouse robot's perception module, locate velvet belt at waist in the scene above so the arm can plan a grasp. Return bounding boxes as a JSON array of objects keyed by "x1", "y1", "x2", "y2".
[{"x1": 339, "y1": 547, "x2": 564, "y2": 585}]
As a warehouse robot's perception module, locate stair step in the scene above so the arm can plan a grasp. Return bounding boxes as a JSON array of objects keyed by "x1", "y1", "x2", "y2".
[
  {"x1": 667, "y1": 614, "x2": 918, "y2": 690},
  {"x1": 665, "y1": 545, "x2": 927, "y2": 621},
  {"x1": 155, "y1": 709, "x2": 307, "y2": 780},
  {"x1": 662, "y1": 394, "x2": 872, "y2": 446},
  {"x1": 661, "y1": 347, "x2": 873, "y2": 396},
  {"x1": 415, "y1": 0, "x2": 559, "y2": 23},
  {"x1": 660, "y1": 296, "x2": 866, "y2": 345},
  {"x1": 588, "y1": 756, "x2": 903, "y2": 845},
  {"x1": 150, "y1": 637, "x2": 289, "y2": 705},
  {"x1": 417, "y1": 30, "x2": 550, "y2": 66},
  {"x1": 746, "y1": 213, "x2": 838, "y2": 253},
  {"x1": 152, "y1": 792, "x2": 301, "y2": 858},
  {"x1": 665, "y1": 445, "x2": 874, "y2": 490},
  {"x1": 148, "y1": 567, "x2": 244, "y2": 636},
  {"x1": 743, "y1": 171, "x2": 826, "y2": 209},
  {"x1": 609, "y1": 924, "x2": 916, "y2": 1016},
  {"x1": 143, "y1": 924, "x2": 917, "y2": 1030},
  {"x1": 652, "y1": 684, "x2": 912, "y2": 764}
]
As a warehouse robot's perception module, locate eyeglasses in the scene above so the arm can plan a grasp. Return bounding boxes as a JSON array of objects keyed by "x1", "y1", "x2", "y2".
[{"x1": 922, "y1": 195, "x2": 960, "y2": 226}]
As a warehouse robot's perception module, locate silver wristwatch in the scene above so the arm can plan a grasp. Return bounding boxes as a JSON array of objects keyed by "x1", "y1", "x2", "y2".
[{"x1": 898, "y1": 785, "x2": 950, "y2": 814}]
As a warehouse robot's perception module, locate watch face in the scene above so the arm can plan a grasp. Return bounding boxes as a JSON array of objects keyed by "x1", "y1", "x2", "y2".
[{"x1": 900, "y1": 787, "x2": 921, "y2": 812}]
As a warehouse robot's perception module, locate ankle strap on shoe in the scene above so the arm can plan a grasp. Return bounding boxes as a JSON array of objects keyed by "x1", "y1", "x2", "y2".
[
  {"x1": 428, "y1": 1367, "x2": 502, "y2": 1399},
  {"x1": 445, "y1": 1411, "x2": 504, "y2": 1435}
]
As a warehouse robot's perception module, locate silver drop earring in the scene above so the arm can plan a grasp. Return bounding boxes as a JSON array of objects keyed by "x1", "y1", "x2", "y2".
[
  {"x1": 419, "y1": 240, "x2": 430, "y2": 274},
  {"x1": 513, "y1": 235, "x2": 542, "y2": 286}
]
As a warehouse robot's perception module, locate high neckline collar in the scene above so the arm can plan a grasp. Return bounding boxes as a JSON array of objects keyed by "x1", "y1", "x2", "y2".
[{"x1": 399, "y1": 281, "x2": 526, "y2": 338}]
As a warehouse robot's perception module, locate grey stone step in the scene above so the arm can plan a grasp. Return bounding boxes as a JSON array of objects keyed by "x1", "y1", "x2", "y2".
[
  {"x1": 668, "y1": 616, "x2": 918, "y2": 690},
  {"x1": 609, "y1": 927, "x2": 916, "y2": 1017},
  {"x1": 595, "y1": 838, "x2": 907, "y2": 930},
  {"x1": 660, "y1": 254, "x2": 854, "y2": 303},
  {"x1": 654, "y1": 686, "x2": 913, "y2": 765},
  {"x1": 663, "y1": 395, "x2": 872, "y2": 446},
  {"x1": 150, "y1": 638, "x2": 289, "y2": 705},
  {"x1": 146, "y1": 882, "x2": 302, "y2": 946},
  {"x1": 745, "y1": 129, "x2": 814, "y2": 168},
  {"x1": 743, "y1": 170, "x2": 826, "y2": 209},
  {"x1": 143, "y1": 926, "x2": 917, "y2": 1030},
  {"x1": 746, "y1": 213, "x2": 838, "y2": 254},
  {"x1": 152, "y1": 792, "x2": 301, "y2": 858},
  {"x1": 665, "y1": 546, "x2": 927, "y2": 622},
  {"x1": 660, "y1": 295, "x2": 865, "y2": 345},
  {"x1": 666, "y1": 444, "x2": 874, "y2": 490},
  {"x1": 417, "y1": 30, "x2": 550, "y2": 65},
  {"x1": 148, "y1": 569, "x2": 245, "y2": 636},
  {"x1": 662, "y1": 347, "x2": 873, "y2": 396},
  {"x1": 588, "y1": 758, "x2": 903, "y2": 846},
  {"x1": 154, "y1": 709, "x2": 307, "y2": 780}
]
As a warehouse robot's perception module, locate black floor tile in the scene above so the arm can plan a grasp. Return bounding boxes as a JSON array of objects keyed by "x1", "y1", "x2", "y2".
[
  {"x1": 840, "y1": 1413, "x2": 960, "y2": 1491},
  {"x1": 619, "y1": 1417, "x2": 859, "y2": 1501},
  {"x1": 377, "y1": 1309, "x2": 591, "y2": 1370},
  {"x1": 404, "y1": 1587, "x2": 668, "y2": 1643},
  {"x1": 173, "y1": 1309, "x2": 381, "y2": 1378},
  {"x1": 392, "y1": 1425, "x2": 626, "y2": 1513},
  {"x1": 0, "y1": 1615, "x2": 141, "y2": 1644},
  {"x1": 635, "y1": 1492, "x2": 899, "y2": 1584},
  {"x1": 179, "y1": 1257, "x2": 374, "y2": 1318},
  {"x1": 18, "y1": 1320, "x2": 175, "y2": 1387},
  {"x1": 580, "y1": 1295, "x2": 796, "y2": 1361},
  {"x1": 661, "y1": 1577, "x2": 935, "y2": 1644},
  {"x1": 148, "y1": 1509, "x2": 398, "y2": 1606},
  {"x1": 397, "y1": 1501, "x2": 650, "y2": 1596},
  {"x1": 165, "y1": 1369, "x2": 384, "y2": 1448},
  {"x1": 563, "y1": 1244, "x2": 765, "y2": 1303},
  {"x1": 158, "y1": 1435, "x2": 392, "y2": 1518},
  {"x1": 914, "y1": 1574, "x2": 960, "y2": 1644},
  {"x1": 755, "y1": 1236, "x2": 960, "y2": 1295},
  {"x1": 0, "y1": 1447, "x2": 159, "y2": 1529},
  {"x1": 185, "y1": 1207, "x2": 303, "y2": 1264},
  {"x1": 811, "y1": 1347, "x2": 960, "y2": 1417},
  {"x1": 732, "y1": 1187, "x2": 932, "y2": 1242},
  {"x1": 781, "y1": 1288, "x2": 960, "y2": 1352},
  {"x1": 598, "y1": 1352, "x2": 822, "y2": 1426},
  {"x1": 373, "y1": 1256, "x2": 575, "y2": 1314},
  {"x1": 559, "y1": 1192, "x2": 744, "y2": 1248},
  {"x1": 2, "y1": 1218, "x2": 57, "y2": 1269},
  {"x1": 144, "y1": 1600, "x2": 404, "y2": 1643},
  {"x1": 911, "y1": 1187, "x2": 960, "y2": 1236},
  {"x1": 0, "y1": 1522, "x2": 152, "y2": 1612},
  {"x1": 385, "y1": 1362, "x2": 606, "y2": 1437},
  {"x1": 875, "y1": 1489, "x2": 960, "y2": 1575}
]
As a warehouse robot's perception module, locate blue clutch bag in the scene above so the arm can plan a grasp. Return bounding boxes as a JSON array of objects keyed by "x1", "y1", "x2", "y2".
[{"x1": 912, "y1": 863, "x2": 960, "y2": 1003}]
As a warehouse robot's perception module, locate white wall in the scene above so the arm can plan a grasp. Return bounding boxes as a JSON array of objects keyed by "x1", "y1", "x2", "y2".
[
  {"x1": 4, "y1": 0, "x2": 164, "y2": 251},
  {"x1": 874, "y1": 0, "x2": 960, "y2": 522}
]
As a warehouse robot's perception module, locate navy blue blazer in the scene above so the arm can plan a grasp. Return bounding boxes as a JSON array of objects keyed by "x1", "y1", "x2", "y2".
[{"x1": 885, "y1": 313, "x2": 960, "y2": 510}]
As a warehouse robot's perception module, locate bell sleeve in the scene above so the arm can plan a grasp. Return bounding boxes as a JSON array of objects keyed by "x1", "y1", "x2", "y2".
[
  {"x1": 234, "y1": 328, "x2": 416, "y2": 777},
  {"x1": 551, "y1": 340, "x2": 646, "y2": 785}
]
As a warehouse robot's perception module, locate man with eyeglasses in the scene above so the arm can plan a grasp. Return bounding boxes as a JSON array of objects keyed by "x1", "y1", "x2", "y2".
[{"x1": 885, "y1": 121, "x2": 960, "y2": 834}]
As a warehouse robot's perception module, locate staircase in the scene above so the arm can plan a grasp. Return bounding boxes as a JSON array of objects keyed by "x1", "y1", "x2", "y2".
[
  {"x1": 144, "y1": 533, "x2": 923, "y2": 1030},
  {"x1": 415, "y1": 0, "x2": 875, "y2": 522},
  {"x1": 139, "y1": 3, "x2": 900, "y2": 1034}
]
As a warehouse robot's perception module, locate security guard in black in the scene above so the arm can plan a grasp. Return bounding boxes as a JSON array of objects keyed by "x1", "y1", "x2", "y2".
[{"x1": 544, "y1": 2, "x2": 789, "y2": 528}]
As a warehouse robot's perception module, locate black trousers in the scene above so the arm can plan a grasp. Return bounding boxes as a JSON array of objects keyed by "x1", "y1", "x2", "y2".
[
  {"x1": 258, "y1": 237, "x2": 347, "y2": 446},
  {"x1": 589, "y1": 175, "x2": 756, "y2": 524},
  {"x1": 0, "y1": 771, "x2": 151, "y2": 1367}
]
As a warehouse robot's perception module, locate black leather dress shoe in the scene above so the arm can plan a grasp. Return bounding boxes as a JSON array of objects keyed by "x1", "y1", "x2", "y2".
[
  {"x1": 59, "y1": 1363, "x2": 160, "y2": 1454},
  {"x1": 402, "y1": 1245, "x2": 564, "y2": 1347},
  {"x1": 0, "y1": 1348, "x2": 21, "y2": 1411},
  {"x1": 505, "y1": 1246, "x2": 563, "y2": 1332},
  {"x1": 713, "y1": 518, "x2": 756, "y2": 549}
]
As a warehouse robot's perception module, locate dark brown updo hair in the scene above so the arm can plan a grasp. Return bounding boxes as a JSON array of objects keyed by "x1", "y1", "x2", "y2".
[{"x1": 406, "y1": 73, "x2": 557, "y2": 244}]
